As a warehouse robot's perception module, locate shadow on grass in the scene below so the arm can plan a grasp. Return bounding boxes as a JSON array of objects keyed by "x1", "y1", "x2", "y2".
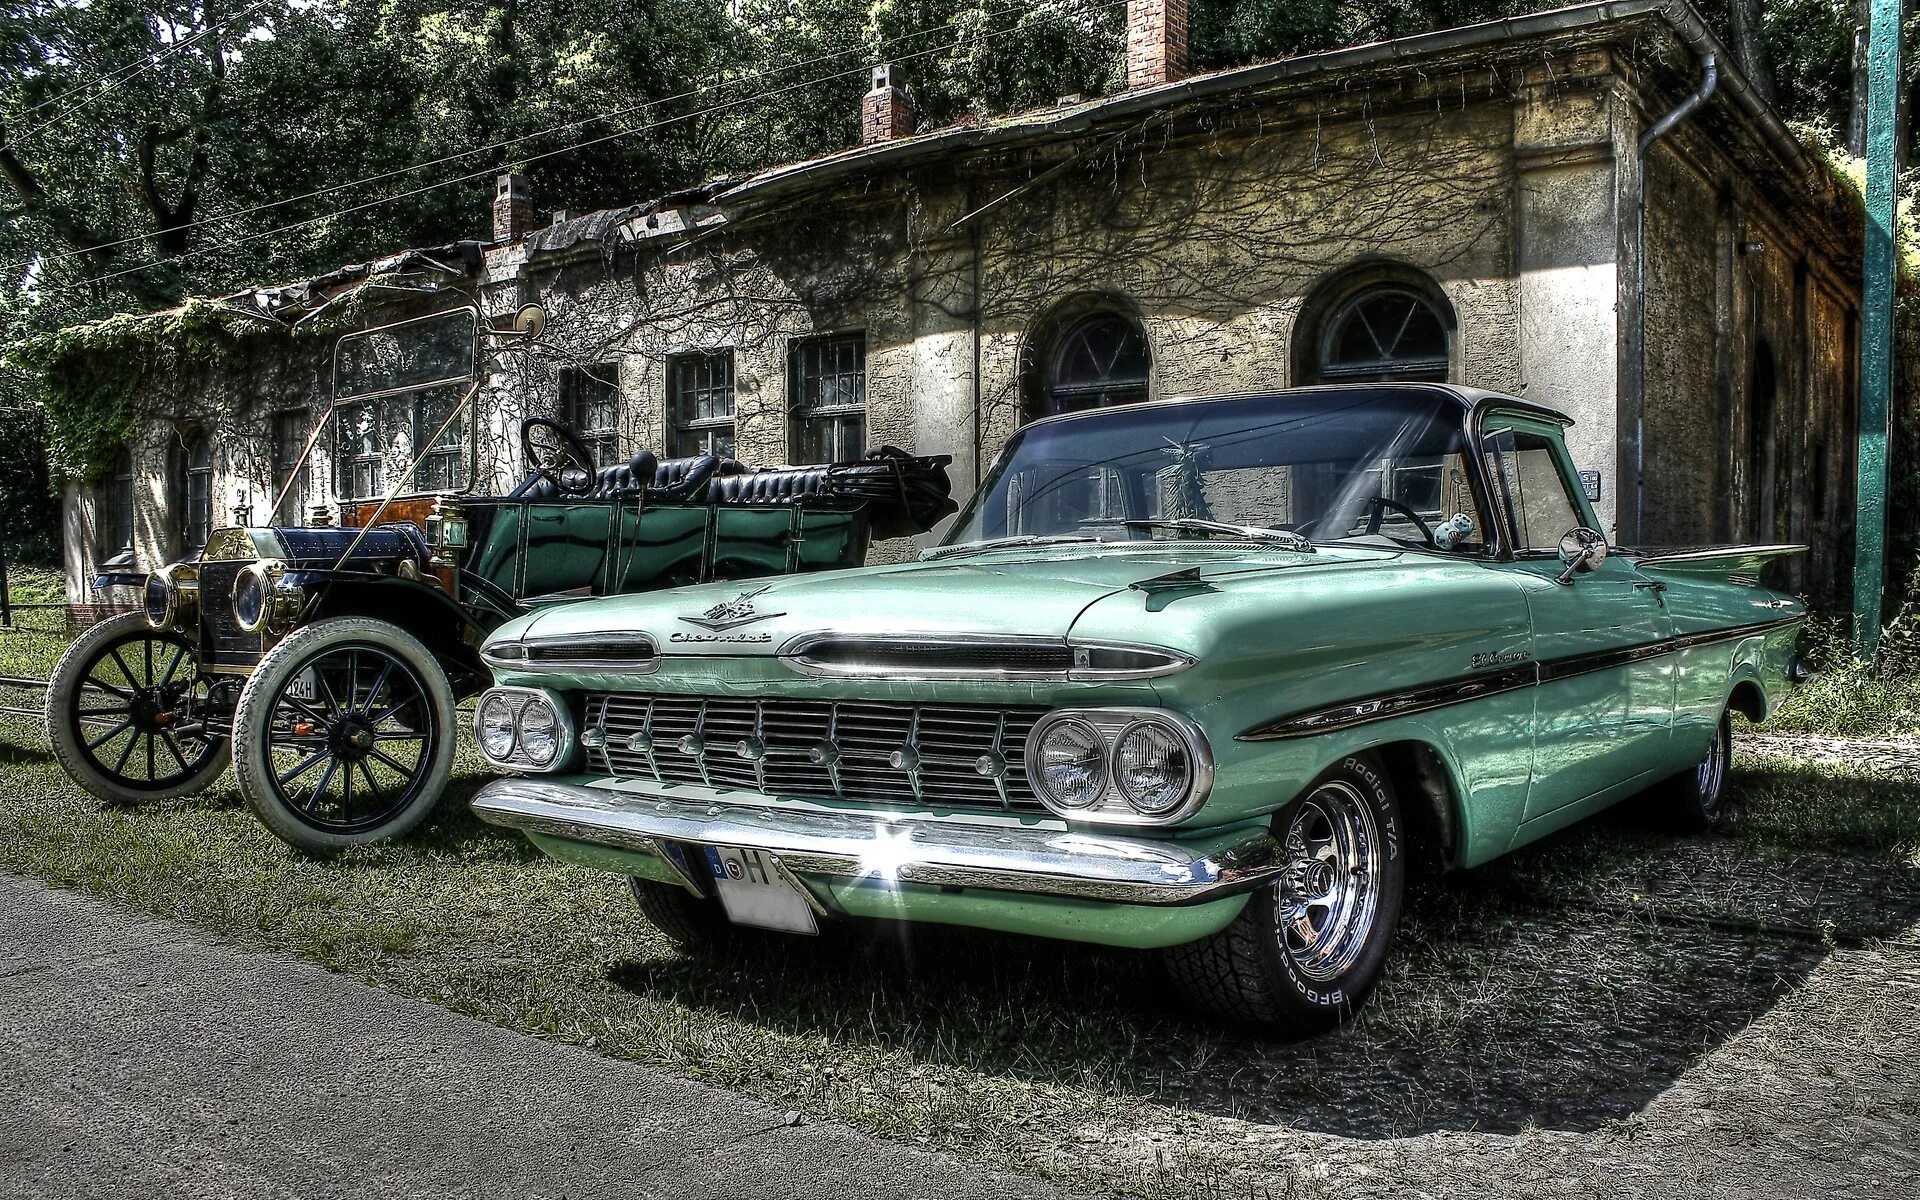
[{"x1": 604, "y1": 762, "x2": 1920, "y2": 1140}]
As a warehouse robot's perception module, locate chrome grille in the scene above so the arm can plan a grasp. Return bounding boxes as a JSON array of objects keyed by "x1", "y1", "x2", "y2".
[
  {"x1": 195, "y1": 560, "x2": 263, "y2": 669},
  {"x1": 584, "y1": 693, "x2": 1047, "y2": 812}
]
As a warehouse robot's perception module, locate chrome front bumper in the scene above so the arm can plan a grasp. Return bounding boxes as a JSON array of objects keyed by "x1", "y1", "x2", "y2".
[{"x1": 470, "y1": 778, "x2": 1284, "y2": 906}]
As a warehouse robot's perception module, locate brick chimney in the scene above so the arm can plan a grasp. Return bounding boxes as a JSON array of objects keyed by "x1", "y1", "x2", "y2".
[
  {"x1": 861, "y1": 64, "x2": 915, "y2": 144},
  {"x1": 1126, "y1": 0, "x2": 1188, "y2": 88},
  {"x1": 492, "y1": 173, "x2": 533, "y2": 244}
]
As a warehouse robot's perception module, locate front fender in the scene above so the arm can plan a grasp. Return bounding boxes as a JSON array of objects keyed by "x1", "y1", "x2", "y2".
[{"x1": 303, "y1": 574, "x2": 493, "y2": 694}]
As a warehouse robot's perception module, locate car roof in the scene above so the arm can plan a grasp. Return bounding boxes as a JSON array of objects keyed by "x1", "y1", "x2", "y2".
[{"x1": 1017, "y1": 382, "x2": 1576, "y2": 434}]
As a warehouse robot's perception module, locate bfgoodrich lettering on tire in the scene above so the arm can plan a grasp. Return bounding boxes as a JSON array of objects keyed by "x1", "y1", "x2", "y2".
[
  {"x1": 1163, "y1": 752, "x2": 1405, "y2": 1033},
  {"x1": 231, "y1": 616, "x2": 456, "y2": 855}
]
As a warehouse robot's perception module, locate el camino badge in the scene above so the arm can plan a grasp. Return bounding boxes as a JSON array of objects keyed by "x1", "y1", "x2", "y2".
[
  {"x1": 1471, "y1": 647, "x2": 1530, "y2": 670},
  {"x1": 671, "y1": 586, "x2": 785, "y2": 644}
]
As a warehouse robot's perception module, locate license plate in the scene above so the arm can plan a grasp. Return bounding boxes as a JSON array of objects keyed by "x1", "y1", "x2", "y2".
[
  {"x1": 704, "y1": 846, "x2": 818, "y2": 935},
  {"x1": 287, "y1": 669, "x2": 317, "y2": 701}
]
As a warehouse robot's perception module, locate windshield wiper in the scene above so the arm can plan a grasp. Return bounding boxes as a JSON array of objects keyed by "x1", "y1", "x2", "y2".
[
  {"x1": 922, "y1": 533, "x2": 1103, "y2": 561},
  {"x1": 1093, "y1": 518, "x2": 1314, "y2": 552}
]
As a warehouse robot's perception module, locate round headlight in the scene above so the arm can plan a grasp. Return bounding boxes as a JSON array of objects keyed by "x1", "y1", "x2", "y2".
[
  {"x1": 232, "y1": 568, "x2": 267, "y2": 633},
  {"x1": 1033, "y1": 717, "x2": 1108, "y2": 810},
  {"x1": 478, "y1": 694, "x2": 518, "y2": 761},
  {"x1": 1113, "y1": 720, "x2": 1194, "y2": 815},
  {"x1": 517, "y1": 698, "x2": 559, "y2": 765},
  {"x1": 144, "y1": 572, "x2": 173, "y2": 629}
]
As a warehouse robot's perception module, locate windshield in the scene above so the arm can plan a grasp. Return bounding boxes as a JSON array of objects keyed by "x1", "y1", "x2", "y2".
[{"x1": 943, "y1": 389, "x2": 1491, "y2": 553}]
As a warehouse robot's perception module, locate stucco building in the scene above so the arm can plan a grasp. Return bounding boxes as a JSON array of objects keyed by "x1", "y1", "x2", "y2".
[{"x1": 62, "y1": 0, "x2": 1866, "y2": 614}]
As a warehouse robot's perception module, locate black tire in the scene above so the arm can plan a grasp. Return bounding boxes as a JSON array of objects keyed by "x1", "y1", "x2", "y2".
[
  {"x1": 1649, "y1": 708, "x2": 1733, "y2": 833},
  {"x1": 629, "y1": 876, "x2": 737, "y2": 948},
  {"x1": 1163, "y1": 753, "x2": 1405, "y2": 1034},
  {"x1": 44, "y1": 611, "x2": 229, "y2": 805},
  {"x1": 231, "y1": 616, "x2": 456, "y2": 855}
]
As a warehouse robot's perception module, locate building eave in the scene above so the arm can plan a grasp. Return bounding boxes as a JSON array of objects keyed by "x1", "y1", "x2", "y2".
[{"x1": 714, "y1": 0, "x2": 1815, "y2": 209}]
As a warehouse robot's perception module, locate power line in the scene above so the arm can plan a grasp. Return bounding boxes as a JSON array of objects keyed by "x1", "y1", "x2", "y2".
[
  {"x1": 14, "y1": 0, "x2": 1099, "y2": 278},
  {"x1": 0, "y1": 0, "x2": 278, "y2": 154},
  {"x1": 34, "y1": 0, "x2": 1125, "y2": 300}
]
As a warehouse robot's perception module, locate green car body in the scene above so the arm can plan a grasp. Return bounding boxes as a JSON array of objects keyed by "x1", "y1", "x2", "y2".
[{"x1": 468, "y1": 384, "x2": 1807, "y2": 1010}]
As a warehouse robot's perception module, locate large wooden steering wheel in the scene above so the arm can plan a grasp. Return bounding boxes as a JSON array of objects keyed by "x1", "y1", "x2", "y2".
[{"x1": 520, "y1": 417, "x2": 596, "y2": 496}]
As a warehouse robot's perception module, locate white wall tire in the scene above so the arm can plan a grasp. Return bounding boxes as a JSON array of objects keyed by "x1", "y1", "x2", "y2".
[
  {"x1": 44, "y1": 611, "x2": 230, "y2": 805},
  {"x1": 231, "y1": 616, "x2": 456, "y2": 856},
  {"x1": 1163, "y1": 753, "x2": 1405, "y2": 1034}
]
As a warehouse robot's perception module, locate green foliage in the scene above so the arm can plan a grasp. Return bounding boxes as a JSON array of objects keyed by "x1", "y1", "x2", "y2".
[
  {"x1": 1770, "y1": 603, "x2": 1920, "y2": 735},
  {"x1": 4, "y1": 300, "x2": 283, "y2": 482}
]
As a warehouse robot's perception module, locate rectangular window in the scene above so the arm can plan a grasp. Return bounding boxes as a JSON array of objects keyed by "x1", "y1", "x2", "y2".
[
  {"x1": 337, "y1": 401, "x2": 383, "y2": 501},
  {"x1": 669, "y1": 351, "x2": 736, "y2": 458},
  {"x1": 102, "y1": 453, "x2": 135, "y2": 565},
  {"x1": 559, "y1": 364, "x2": 622, "y2": 468},
  {"x1": 411, "y1": 383, "x2": 468, "y2": 493},
  {"x1": 270, "y1": 409, "x2": 309, "y2": 517},
  {"x1": 788, "y1": 333, "x2": 866, "y2": 464}
]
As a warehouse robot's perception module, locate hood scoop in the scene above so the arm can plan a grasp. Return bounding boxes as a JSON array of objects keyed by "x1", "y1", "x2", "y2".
[{"x1": 1129, "y1": 566, "x2": 1216, "y2": 596}]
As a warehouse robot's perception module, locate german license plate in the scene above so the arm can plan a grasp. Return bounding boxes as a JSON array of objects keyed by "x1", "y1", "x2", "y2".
[
  {"x1": 703, "y1": 846, "x2": 818, "y2": 935},
  {"x1": 287, "y1": 669, "x2": 317, "y2": 701}
]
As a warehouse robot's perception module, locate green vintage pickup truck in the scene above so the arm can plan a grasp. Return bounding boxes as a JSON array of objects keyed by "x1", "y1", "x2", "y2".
[{"x1": 467, "y1": 384, "x2": 1809, "y2": 1031}]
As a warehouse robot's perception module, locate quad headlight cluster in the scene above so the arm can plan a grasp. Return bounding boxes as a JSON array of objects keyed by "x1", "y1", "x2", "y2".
[
  {"x1": 474, "y1": 686, "x2": 575, "y2": 772},
  {"x1": 1025, "y1": 708, "x2": 1213, "y2": 825}
]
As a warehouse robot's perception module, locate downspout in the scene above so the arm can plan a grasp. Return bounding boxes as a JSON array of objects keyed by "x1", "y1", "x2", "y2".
[{"x1": 1630, "y1": 53, "x2": 1717, "y2": 545}]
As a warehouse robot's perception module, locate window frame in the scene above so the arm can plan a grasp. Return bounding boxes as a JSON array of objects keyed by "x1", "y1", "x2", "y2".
[
  {"x1": 101, "y1": 451, "x2": 136, "y2": 567},
  {"x1": 181, "y1": 431, "x2": 214, "y2": 554},
  {"x1": 1046, "y1": 311, "x2": 1151, "y2": 416},
  {"x1": 668, "y1": 350, "x2": 737, "y2": 459},
  {"x1": 788, "y1": 332, "x2": 867, "y2": 465},
  {"x1": 1481, "y1": 419, "x2": 1594, "y2": 558},
  {"x1": 269, "y1": 408, "x2": 311, "y2": 518},
  {"x1": 558, "y1": 363, "x2": 623, "y2": 468}
]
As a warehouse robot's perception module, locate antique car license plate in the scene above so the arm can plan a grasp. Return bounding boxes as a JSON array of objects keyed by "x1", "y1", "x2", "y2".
[
  {"x1": 287, "y1": 668, "x2": 317, "y2": 701},
  {"x1": 703, "y1": 846, "x2": 818, "y2": 935}
]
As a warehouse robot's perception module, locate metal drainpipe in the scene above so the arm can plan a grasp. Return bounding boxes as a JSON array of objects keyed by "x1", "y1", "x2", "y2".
[{"x1": 1631, "y1": 53, "x2": 1717, "y2": 546}]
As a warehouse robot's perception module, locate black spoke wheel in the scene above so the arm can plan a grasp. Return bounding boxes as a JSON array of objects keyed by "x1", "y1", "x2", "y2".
[
  {"x1": 233, "y1": 617, "x2": 456, "y2": 855},
  {"x1": 46, "y1": 611, "x2": 230, "y2": 804}
]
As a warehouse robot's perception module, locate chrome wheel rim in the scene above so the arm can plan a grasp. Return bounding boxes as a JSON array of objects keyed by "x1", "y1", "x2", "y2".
[
  {"x1": 1697, "y1": 721, "x2": 1728, "y2": 818},
  {"x1": 1275, "y1": 780, "x2": 1383, "y2": 982}
]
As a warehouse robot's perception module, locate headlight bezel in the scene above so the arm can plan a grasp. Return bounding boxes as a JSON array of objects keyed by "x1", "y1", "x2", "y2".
[
  {"x1": 232, "y1": 559, "x2": 302, "y2": 636},
  {"x1": 144, "y1": 562, "x2": 199, "y2": 630},
  {"x1": 472, "y1": 685, "x2": 575, "y2": 773},
  {"x1": 1025, "y1": 707, "x2": 1213, "y2": 826}
]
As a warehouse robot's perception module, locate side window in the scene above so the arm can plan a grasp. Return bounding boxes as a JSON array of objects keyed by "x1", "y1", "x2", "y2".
[
  {"x1": 181, "y1": 432, "x2": 213, "y2": 553},
  {"x1": 1486, "y1": 428, "x2": 1583, "y2": 553},
  {"x1": 102, "y1": 451, "x2": 135, "y2": 567}
]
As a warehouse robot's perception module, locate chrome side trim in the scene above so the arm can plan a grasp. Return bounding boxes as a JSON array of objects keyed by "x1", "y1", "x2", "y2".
[
  {"x1": 471, "y1": 777, "x2": 1284, "y2": 907},
  {"x1": 1238, "y1": 614, "x2": 1805, "y2": 741}
]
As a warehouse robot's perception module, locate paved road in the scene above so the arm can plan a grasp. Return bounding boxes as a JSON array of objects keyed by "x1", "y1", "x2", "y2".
[{"x1": 0, "y1": 875, "x2": 1071, "y2": 1200}]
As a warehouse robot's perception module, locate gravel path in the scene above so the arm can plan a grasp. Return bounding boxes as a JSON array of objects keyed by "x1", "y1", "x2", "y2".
[{"x1": 0, "y1": 874, "x2": 1071, "y2": 1200}]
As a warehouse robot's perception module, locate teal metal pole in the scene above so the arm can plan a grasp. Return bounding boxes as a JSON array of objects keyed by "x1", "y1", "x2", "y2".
[{"x1": 1853, "y1": 0, "x2": 1900, "y2": 658}]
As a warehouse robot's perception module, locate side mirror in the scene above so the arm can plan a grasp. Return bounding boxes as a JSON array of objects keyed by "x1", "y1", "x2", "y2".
[{"x1": 1556, "y1": 527, "x2": 1608, "y2": 584}]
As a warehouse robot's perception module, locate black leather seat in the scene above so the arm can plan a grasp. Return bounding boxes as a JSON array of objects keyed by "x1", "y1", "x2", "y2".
[
  {"x1": 649, "y1": 454, "x2": 744, "y2": 502},
  {"x1": 706, "y1": 466, "x2": 837, "y2": 504}
]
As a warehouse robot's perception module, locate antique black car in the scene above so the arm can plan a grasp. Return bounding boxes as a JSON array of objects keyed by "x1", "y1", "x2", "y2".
[{"x1": 44, "y1": 308, "x2": 953, "y2": 853}]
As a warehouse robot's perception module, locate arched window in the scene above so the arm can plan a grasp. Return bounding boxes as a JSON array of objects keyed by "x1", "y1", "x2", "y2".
[
  {"x1": 1045, "y1": 312, "x2": 1150, "y2": 416},
  {"x1": 1314, "y1": 286, "x2": 1450, "y2": 382},
  {"x1": 182, "y1": 433, "x2": 213, "y2": 553}
]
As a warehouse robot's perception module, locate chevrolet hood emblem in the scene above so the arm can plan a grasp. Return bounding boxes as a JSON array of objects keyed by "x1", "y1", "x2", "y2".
[{"x1": 679, "y1": 585, "x2": 785, "y2": 632}]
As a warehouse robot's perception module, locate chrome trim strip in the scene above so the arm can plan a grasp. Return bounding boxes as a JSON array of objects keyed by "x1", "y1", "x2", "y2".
[
  {"x1": 483, "y1": 633, "x2": 660, "y2": 672},
  {"x1": 778, "y1": 632, "x2": 1192, "y2": 682},
  {"x1": 1237, "y1": 614, "x2": 1804, "y2": 741},
  {"x1": 471, "y1": 777, "x2": 1284, "y2": 907},
  {"x1": 1026, "y1": 707, "x2": 1215, "y2": 826}
]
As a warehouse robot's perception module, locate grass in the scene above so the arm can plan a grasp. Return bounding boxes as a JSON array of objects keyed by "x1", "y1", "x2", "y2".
[{"x1": 1, "y1": 607, "x2": 1918, "y2": 1197}]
